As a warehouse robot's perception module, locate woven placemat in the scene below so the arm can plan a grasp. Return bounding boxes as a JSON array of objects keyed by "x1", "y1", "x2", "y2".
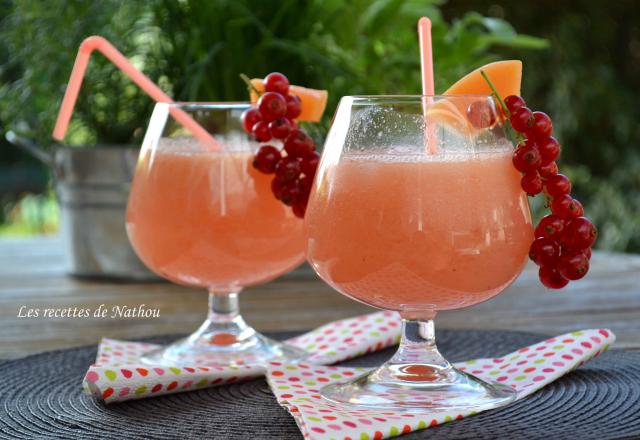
[{"x1": 1, "y1": 330, "x2": 639, "y2": 440}]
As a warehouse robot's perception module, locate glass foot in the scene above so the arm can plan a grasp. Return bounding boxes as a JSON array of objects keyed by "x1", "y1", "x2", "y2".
[
  {"x1": 140, "y1": 291, "x2": 307, "y2": 367},
  {"x1": 321, "y1": 362, "x2": 517, "y2": 412}
]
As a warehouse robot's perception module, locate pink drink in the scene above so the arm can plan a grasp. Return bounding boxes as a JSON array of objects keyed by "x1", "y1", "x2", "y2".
[
  {"x1": 127, "y1": 140, "x2": 305, "y2": 290},
  {"x1": 305, "y1": 150, "x2": 533, "y2": 317}
]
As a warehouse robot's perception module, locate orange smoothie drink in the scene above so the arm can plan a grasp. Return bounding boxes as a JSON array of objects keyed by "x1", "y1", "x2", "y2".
[
  {"x1": 127, "y1": 139, "x2": 305, "y2": 290},
  {"x1": 306, "y1": 149, "x2": 533, "y2": 317}
]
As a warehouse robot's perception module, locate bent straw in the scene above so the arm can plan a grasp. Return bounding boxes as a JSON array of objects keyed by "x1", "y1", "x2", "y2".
[
  {"x1": 52, "y1": 36, "x2": 221, "y2": 150},
  {"x1": 418, "y1": 17, "x2": 438, "y2": 155}
]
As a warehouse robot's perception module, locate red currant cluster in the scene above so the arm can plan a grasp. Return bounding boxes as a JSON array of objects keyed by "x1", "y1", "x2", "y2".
[
  {"x1": 502, "y1": 95, "x2": 597, "y2": 289},
  {"x1": 241, "y1": 72, "x2": 319, "y2": 218}
]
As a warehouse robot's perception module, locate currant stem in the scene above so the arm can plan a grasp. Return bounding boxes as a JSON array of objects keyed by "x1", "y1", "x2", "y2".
[
  {"x1": 480, "y1": 70, "x2": 510, "y2": 118},
  {"x1": 239, "y1": 73, "x2": 261, "y2": 96}
]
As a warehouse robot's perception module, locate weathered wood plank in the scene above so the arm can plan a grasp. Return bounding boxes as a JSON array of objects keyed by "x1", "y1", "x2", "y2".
[{"x1": 0, "y1": 237, "x2": 638, "y2": 359}]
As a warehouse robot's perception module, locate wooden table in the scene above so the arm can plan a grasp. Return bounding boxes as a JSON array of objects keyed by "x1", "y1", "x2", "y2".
[{"x1": 1, "y1": 236, "x2": 638, "y2": 360}]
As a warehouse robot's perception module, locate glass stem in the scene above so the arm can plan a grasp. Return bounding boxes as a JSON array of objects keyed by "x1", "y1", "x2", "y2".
[
  {"x1": 208, "y1": 290, "x2": 240, "y2": 322},
  {"x1": 387, "y1": 319, "x2": 451, "y2": 372}
]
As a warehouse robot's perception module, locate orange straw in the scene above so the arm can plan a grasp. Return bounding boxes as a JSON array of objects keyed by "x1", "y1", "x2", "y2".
[
  {"x1": 418, "y1": 17, "x2": 437, "y2": 154},
  {"x1": 52, "y1": 36, "x2": 221, "y2": 150}
]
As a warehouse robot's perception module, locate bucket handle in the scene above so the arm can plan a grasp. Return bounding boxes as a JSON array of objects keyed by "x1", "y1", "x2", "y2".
[{"x1": 5, "y1": 131, "x2": 54, "y2": 167}]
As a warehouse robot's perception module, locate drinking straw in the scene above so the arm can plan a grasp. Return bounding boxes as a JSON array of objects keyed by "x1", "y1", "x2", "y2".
[
  {"x1": 418, "y1": 17, "x2": 438, "y2": 154},
  {"x1": 52, "y1": 36, "x2": 221, "y2": 150}
]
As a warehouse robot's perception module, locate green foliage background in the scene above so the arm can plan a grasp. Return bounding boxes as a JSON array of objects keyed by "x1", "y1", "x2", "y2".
[{"x1": 0, "y1": 0, "x2": 638, "y2": 253}]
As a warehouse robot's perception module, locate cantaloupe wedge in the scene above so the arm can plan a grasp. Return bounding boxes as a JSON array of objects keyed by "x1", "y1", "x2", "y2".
[
  {"x1": 427, "y1": 60, "x2": 523, "y2": 133},
  {"x1": 249, "y1": 79, "x2": 328, "y2": 123}
]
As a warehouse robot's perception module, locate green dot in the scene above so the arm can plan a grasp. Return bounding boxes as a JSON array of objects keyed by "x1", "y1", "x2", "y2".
[
  {"x1": 510, "y1": 355, "x2": 520, "y2": 360},
  {"x1": 306, "y1": 344, "x2": 316, "y2": 350},
  {"x1": 375, "y1": 317, "x2": 384, "y2": 323},
  {"x1": 169, "y1": 367, "x2": 181, "y2": 375},
  {"x1": 341, "y1": 329, "x2": 349, "y2": 334},
  {"x1": 308, "y1": 416, "x2": 321, "y2": 422},
  {"x1": 285, "y1": 365, "x2": 297, "y2": 370},
  {"x1": 533, "y1": 359, "x2": 545, "y2": 364},
  {"x1": 469, "y1": 411, "x2": 478, "y2": 416},
  {"x1": 489, "y1": 370, "x2": 500, "y2": 376},
  {"x1": 304, "y1": 381, "x2": 316, "y2": 386},
  {"x1": 135, "y1": 386, "x2": 147, "y2": 395},
  {"x1": 571, "y1": 331, "x2": 584, "y2": 336},
  {"x1": 514, "y1": 375, "x2": 526, "y2": 381},
  {"x1": 196, "y1": 379, "x2": 208, "y2": 387},
  {"x1": 360, "y1": 434, "x2": 370, "y2": 440},
  {"x1": 103, "y1": 347, "x2": 112, "y2": 351},
  {"x1": 417, "y1": 420, "x2": 427, "y2": 429},
  {"x1": 552, "y1": 344, "x2": 565, "y2": 350},
  {"x1": 277, "y1": 385, "x2": 289, "y2": 389},
  {"x1": 325, "y1": 351, "x2": 337, "y2": 356},
  {"x1": 389, "y1": 426, "x2": 399, "y2": 436},
  {"x1": 104, "y1": 370, "x2": 116, "y2": 381},
  {"x1": 444, "y1": 416, "x2": 453, "y2": 422},
  {"x1": 330, "y1": 374, "x2": 342, "y2": 379},
  {"x1": 466, "y1": 359, "x2": 477, "y2": 365},
  {"x1": 370, "y1": 331, "x2": 380, "y2": 337}
]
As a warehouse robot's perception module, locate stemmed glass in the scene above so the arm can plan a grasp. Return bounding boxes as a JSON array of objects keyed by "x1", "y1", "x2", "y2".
[
  {"x1": 305, "y1": 95, "x2": 533, "y2": 411},
  {"x1": 126, "y1": 102, "x2": 307, "y2": 366}
]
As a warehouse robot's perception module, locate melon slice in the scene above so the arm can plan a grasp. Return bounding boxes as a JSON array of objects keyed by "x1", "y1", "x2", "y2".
[
  {"x1": 249, "y1": 79, "x2": 328, "y2": 123},
  {"x1": 428, "y1": 60, "x2": 523, "y2": 133}
]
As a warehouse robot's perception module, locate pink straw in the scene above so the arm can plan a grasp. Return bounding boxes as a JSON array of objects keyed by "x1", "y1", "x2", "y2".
[
  {"x1": 418, "y1": 17, "x2": 435, "y2": 96},
  {"x1": 52, "y1": 36, "x2": 221, "y2": 150},
  {"x1": 418, "y1": 17, "x2": 437, "y2": 154}
]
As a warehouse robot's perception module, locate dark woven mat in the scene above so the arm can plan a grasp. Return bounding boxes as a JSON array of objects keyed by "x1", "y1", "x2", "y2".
[{"x1": 1, "y1": 330, "x2": 639, "y2": 440}]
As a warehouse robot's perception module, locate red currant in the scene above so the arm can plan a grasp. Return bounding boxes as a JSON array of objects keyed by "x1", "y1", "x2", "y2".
[
  {"x1": 583, "y1": 248, "x2": 592, "y2": 259},
  {"x1": 513, "y1": 143, "x2": 541, "y2": 173},
  {"x1": 529, "y1": 237, "x2": 560, "y2": 267},
  {"x1": 510, "y1": 107, "x2": 535, "y2": 133},
  {"x1": 572, "y1": 199, "x2": 584, "y2": 217},
  {"x1": 258, "y1": 92, "x2": 287, "y2": 122},
  {"x1": 271, "y1": 177, "x2": 286, "y2": 200},
  {"x1": 280, "y1": 181, "x2": 302, "y2": 206},
  {"x1": 535, "y1": 214, "x2": 565, "y2": 240},
  {"x1": 284, "y1": 129, "x2": 315, "y2": 158},
  {"x1": 275, "y1": 156, "x2": 301, "y2": 182},
  {"x1": 252, "y1": 145, "x2": 281, "y2": 174},
  {"x1": 285, "y1": 94, "x2": 302, "y2": 120},
  {"x1": 521, "y1": 171, "x2": 543, "y2": 195},
  {"x1": 530, "y1": 111, "x2": 553, "y2": 139},
  {"x1": 560, "y1": 217, "x2": 597, "y2": 250},
  {"x1": 467, "y1": 100, "x2": 497, "y2": 129},
  {"x1": 251, "y1": 120, "x2": 272, "y2": 142},
  {"x1": 545, "y1": 174, "x2": 572, "y2": 197},
  {"x1": 292, "y1": 202, "x2": 306, "y2": 218},
  {"x1": 268, "y1": 117, "x2": 293, "y2": 140},
  {"x1": 299, "y1": 175, "x2": 313, "y2": 193},
  {"x1": 301, "y1": 152, "x2": 320, "y2": 178},
  {"x1": 551, "y1": 195, "x2": 582, "y2": 219},
  {"x1": 241, "y1": 108, "x2": 261, "y2": 134},
  {"x1": 264, "y1": 72, "x2": 290, "y2": 95},
  {"x1": 504, "y1": 95, "x2": 526, "y2": 114},
  {"x1": 557, "y1": 251, "x2": 590, "y2": 280},
  {"x1": 539, "y1": 161, "x2": 559, "y2": 178},
  {"x1": 537, "y1": 136, "x2": 561, "y2": 164},
  {"x1": 539, "y1": 266, "x2": 569, "y2": 289}
]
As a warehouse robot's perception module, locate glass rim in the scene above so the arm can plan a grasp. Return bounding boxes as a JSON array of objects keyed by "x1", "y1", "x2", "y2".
[
  {"x1": 343, "y1": 94, "x2": 496, "y2": 101},
  {"x1": 157, "y1": 101, "x2": 251, "y2": 109}
]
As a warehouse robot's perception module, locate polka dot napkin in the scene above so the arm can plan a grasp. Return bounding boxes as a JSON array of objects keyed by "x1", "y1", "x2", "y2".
[
  {"x1": 266, "y1": 328, "x2": 615, "y2": 440},
  {"x1": 83, "y1": 311, "x2": 401, "y2": 403}
]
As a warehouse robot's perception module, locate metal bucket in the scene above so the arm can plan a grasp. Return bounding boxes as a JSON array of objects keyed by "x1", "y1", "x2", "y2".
[{"x1": 7, "y1": 132, "x2": 157, "y2": 280}]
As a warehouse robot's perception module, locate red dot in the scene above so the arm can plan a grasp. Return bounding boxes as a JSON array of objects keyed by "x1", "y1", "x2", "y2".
[
  {"x1": 581, "y1": 341, "x2": 592, "y2": 349},
  {"x1": 572, "y1": 348, "x2": 584, "y2": 355},
  {"x1": 562, "y1": 338, "x2": 575, "y2": 343},
  {"x1": 544, "y1": 352, "x2": 555, "y2": 357},
  {"x1": 402, "y1": 425, "x2": 412, "y2": 433},
  {"x1": 271, "y1": 371, "x2": 284, "y2": 376},
  {"x1": 536, "y1": 345, "x2": 547, "y2": 351},
  {"x1": 358, "y1": 418, "x2": 372, "y2": 425},
  {"x1": 102, "y1": 387, "x2": 114, "y2": 399},
  {"x1": 543, "y1": 368, "x2": 555, "y2": 373},
  {"x1": 281, "y1": 393, "x2": 293, "y2": 398},
  {"x1": 85, "y1": 371, "x2": 99, "y2": 383},
  {"x1": 430, "y1": 419, "x2": 439, "y2": 427},
  {"x1": 562, "y1": 354, "x2": 573, "y2": 360},
  {"x1": 288, "y1": 377, "x2": 300, "y2": 382},
  {"x1": 497, "y1": 376, "x2": 508, "y2": 382},
  {"x1": 552, "y1": 361, "x2": 564, "y2": 367},
  {"x1": 327, "y1": 424, "x2": 341, "y2": 431},
  {"x1": 151, "y1": 384, "x2": 162, "y2": 393},
  {"x1": 533, "y1": 376, "x2": 545, "y2": 382},
  {"x1": 599, "y1": 329, "x2": 610, "y2": 338},
  {"x1": 343, "y1": 421, "x2": 357, "y2": 428},
  {"x1": 374, "y1": 431, "x2": 383, "y2": 440},
  {"x1": 323, "y1": 416, "x2": 337, "y2": 421},
  {"x1": 167, "y1": 381, "x2": 178, "y2": 391},
  {"x1": 311, "y1": 427, "x2": 325, "y2": 434}
]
